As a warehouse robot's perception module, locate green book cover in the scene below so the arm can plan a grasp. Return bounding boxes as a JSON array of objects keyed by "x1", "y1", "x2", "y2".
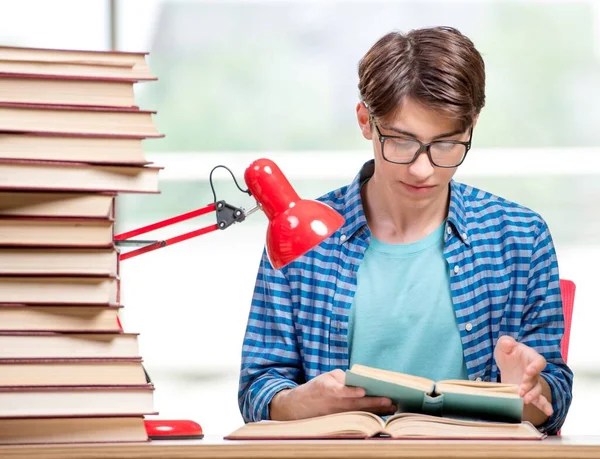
[
  {"x1": 345, "y1": 367, "x2": 523, "y2": 423},
  {"x1": 440, "y1": 390, "x2": 523, "y2": 423},
  {"x1": 344, "y1": 371, "x2": 431, "y2": 414}
]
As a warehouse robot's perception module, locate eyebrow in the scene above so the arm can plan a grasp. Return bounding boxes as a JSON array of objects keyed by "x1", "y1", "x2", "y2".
[{"x1": 382, "y1": 125, "x2": 465, "y2": 140}]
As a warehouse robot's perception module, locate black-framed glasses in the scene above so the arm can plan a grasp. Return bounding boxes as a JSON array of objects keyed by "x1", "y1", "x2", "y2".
[{"x1": 373, "y1": 124, "x2": 473, "y2": 168}]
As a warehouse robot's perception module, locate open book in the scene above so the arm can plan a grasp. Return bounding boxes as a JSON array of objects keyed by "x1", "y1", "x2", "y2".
[
  {"x1": 225, "y1": 411, "x2": 544, "y2": 440},
  {"x1": 346, "y1": 364, "x2": 523, "y2": 422}
]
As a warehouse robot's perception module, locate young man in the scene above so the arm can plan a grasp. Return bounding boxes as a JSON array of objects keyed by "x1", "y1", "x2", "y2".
[{"x1": 238, "y1": 26, "x2": 573, "y2": 435}]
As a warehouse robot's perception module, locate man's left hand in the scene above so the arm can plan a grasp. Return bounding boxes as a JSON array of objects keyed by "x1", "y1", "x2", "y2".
[{"x1": 494, "y1": 335, "x2": 553, "y2": 417}]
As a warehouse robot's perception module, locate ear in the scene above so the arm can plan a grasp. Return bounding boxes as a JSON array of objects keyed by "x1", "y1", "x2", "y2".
[
  {"x1": 356, "y1": 102, "x2": 373, "y2": 140},
  {"x1": 472, "y1": 113, "x2": 480, "y2": 129}
]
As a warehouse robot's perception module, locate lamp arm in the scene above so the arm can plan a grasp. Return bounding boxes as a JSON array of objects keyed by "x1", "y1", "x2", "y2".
[
  {"x1": 215, "y1": 200, "x2": 247, "y2": 229},
  {"x1": 114, "y1": 203, "x2": 217, "y2": 242},
  {"x1": 115, "y1": 200, "x2": 248, "y2": 261},
  {"x1": 243, "y1": 203, "x2": 261, "y2": 218}
]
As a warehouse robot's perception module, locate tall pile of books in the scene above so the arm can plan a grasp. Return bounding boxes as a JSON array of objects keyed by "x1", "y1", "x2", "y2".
[{"x1": 0, "y1": 46, "x2": 161, "y2": 444}]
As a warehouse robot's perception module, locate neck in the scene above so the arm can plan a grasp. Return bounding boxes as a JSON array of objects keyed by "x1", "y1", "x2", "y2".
[{"x1": 362, "y1": 178, "x2": 449, "y2": 244}]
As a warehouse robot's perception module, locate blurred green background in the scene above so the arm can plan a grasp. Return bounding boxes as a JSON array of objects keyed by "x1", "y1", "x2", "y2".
[{"x1": 122, "y1": 0, "x2": 600, "y2": 247}]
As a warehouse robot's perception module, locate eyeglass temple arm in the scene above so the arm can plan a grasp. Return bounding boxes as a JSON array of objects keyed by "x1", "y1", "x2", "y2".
[{"x1": 114, "y1": 201, "x2": 256, "y2": 261}]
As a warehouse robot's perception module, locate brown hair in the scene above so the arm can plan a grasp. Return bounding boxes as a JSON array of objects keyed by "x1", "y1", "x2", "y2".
[{"x1": 358, "y1": 27, "x2": 485, "y2": 130}]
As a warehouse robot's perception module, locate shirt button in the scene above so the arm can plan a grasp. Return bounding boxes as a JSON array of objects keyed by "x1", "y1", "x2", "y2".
[
  {"x1": 340, "y1": 234, "x2": 347, "y2": 242},
  {"x1": 453, "y1": 265, "x2": 460, "y2": 274},
  {"x1": 446, "y1": 226, "x2": 452, "y2": 235},
  {"x1": 465, "y1": 323, "x2": 473, "y2": 332},
  {"x1": 475, "y1": 377, "x2": 482, "y2": 382},
  {"x1": 462, "y1": 233, "x2": 468, "y2": 241}
]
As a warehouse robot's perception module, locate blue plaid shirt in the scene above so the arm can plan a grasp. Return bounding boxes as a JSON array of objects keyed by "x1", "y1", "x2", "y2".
[{"x1": 239, "y1": 160, "x2": 573, "y2": 434}]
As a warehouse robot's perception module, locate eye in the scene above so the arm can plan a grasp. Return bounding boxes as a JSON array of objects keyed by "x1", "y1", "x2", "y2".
[
  {"x1": 435, "y1": 142, "x2": 457, "y2": 152},
  {"x1": 389, "y1": 138, "x2": 417, "y2": 148}
]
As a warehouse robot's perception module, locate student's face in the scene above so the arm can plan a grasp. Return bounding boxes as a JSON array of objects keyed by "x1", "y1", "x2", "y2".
[{"x1": 356, "y1": 97, "x2": 475, "y2": 209}]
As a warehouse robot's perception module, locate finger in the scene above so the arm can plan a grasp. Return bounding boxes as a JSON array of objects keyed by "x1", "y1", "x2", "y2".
[
  {"x1": 520, "y1": 364, "x2": 547, "y2": 396},
  {"x1": 347, "y1": 396, "x2": 394, "y2": 411},
  {"x1": 335, "y1": 401, "x2": 397, "y2": 416},
  {"x1": 525, "y1": 357, "x2": 546, "y2": 376},
  {"x1": 327, "y1": 369, "x2": 368, "y2": 398},
  {"x1": 328, "y1": 369, "x2": 346, "y2": 383},
  {"x1": 361, "y1": 404, "x2": 399, "y2": 416},
  {"x1": 321, "y1": 371, "x2": 365, "y2": 398},
  {"x1": 523, "y1": 382, "x2": 542, "y2": 404},
  {"x1": 494, "y1": 335, "x2": 518, "y2": 357},
  {"x1": 519, "y1": 374, "x2": 539, "y2": 396},
  {"x1": 336, "y1": 385, "x2": 366, "y2": 398},
  {"x1": 532, "y1": 395, "x2": 554, "y2": 417}
]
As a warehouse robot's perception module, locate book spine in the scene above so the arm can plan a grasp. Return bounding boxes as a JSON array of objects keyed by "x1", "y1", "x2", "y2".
[{"x1": 421, "y1": 393, "x2": 444, "y2": 416}]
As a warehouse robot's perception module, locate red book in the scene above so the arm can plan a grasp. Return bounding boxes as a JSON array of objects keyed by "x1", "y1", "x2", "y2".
[
  {"x1": 0, "y1": 384, "x2": 155, "y2": 417},
  {"x1": 0, "y1": 45, "x2": 155, "y2": 81},
  {"x1": 0, "y1": 102, "x2": 162, "y2": 138},
  {"x1": 0, "y1": 215, "x2": 114, "y2": 248},
  {"x1": 0, "y1": 159, "x2": 161, "y2": 193},
  {"x1": 0, "y1": 416, "x2": 150, "y2": 445},
  {"x1": 0, "y1": 247, "x2": 118, "y2": 277},
  {"x1": 0, "y1": 304, "x2": 123, "y2": 332},
  {"x1": 0, "y1": 133, "x2": 149, "y2": 165},
  {"x1": 0, "y1": 358, "x2": 147, "y2": 386},
  {"x1": 0, "y1": 332, "x2": 140, "y2": 359},
  {"x1": 0, "y1": 76, "x2": 138, "y2": 107},
  {"x1": 0, "y1": 191, "x2": 115, "y2": 219},
  {"x1": 0, "y1": 276, "x2": 119, "y2": 305}
]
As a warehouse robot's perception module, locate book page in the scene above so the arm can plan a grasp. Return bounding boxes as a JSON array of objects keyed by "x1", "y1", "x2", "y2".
[
  {"x1": 348, "y1": 364, "x2": 434, "y2": 392},
  {"x1": 225, "y1": 411, "x2": 385, "y2": 439},
  {"x1": 382, "y1": 413, "x2": 543, "y2": 439},
  {"x1": 435, "y1": 380, "x2": 519, "y2": 397}
]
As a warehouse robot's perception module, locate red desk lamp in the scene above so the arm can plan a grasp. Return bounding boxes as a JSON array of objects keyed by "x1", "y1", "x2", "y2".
[
  {"x1": 115, "y1": 158, "x2": 344, "y2": 268},
  {"x1": 114, "y1": 158, "x2": 344, "y2": 439}
]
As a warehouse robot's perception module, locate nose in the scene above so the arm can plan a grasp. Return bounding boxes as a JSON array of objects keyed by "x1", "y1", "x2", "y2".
[{"x1": 407, "y1": 150, "x2": 435, "y2": 181}]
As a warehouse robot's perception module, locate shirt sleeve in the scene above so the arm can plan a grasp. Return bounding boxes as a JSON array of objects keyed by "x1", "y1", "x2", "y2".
[
  {"x1": 519, "y1": 220, "x2": 573, "y2": 435},
  {"x1": 238, "y1": 249, "x2": 303, "y2": 423}
]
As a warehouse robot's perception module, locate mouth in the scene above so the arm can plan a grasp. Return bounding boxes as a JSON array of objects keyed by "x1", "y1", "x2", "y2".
[{"x1": 401, "y1": 182, "x2": 437, "y2": 194}]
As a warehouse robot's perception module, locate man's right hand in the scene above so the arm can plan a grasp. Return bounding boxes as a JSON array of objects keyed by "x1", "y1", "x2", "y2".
[{"x1": 269, "y1": 369, "x2": 397, "y2": 421}]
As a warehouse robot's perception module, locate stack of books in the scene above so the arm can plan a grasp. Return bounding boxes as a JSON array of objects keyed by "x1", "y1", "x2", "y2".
[{"x1": 0, "y1": 45, "x2": 161, "y2": 445}]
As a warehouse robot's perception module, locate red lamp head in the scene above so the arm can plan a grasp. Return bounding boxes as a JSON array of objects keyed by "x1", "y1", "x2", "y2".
[{"x1": 244, "y1": 158, "x2": 345, "y2": 269}]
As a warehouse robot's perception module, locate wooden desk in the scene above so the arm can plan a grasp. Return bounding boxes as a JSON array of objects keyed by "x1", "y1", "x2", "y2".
[{"x1": 1, "y1": 435, "x2": 600, "y2": 459}]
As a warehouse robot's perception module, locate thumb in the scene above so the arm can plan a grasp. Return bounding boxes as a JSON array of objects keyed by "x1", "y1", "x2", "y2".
[{"x1": 495, "y1": 335, "x2": 518, "y2": 357}]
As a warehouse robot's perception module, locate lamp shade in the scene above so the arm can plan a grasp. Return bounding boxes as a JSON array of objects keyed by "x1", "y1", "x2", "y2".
[{"x1": 244, "y1": 158, "x2": 345, "y2": 269}]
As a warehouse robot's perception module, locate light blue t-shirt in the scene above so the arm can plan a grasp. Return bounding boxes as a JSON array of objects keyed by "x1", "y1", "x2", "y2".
[{"x1": 348, "y1": 221, "x2": 468, "y2": 381}]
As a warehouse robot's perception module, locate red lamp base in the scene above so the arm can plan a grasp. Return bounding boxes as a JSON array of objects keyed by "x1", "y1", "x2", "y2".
[{"x1": 144, "y1": 419, "x2": 204, "y2": 440}]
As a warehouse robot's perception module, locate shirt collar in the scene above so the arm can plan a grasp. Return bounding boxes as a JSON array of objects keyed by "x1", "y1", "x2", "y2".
[
  {"x1": 338, "y1": 160, "x2": 371, "y2": 241},
  {"x1": 447, "y1": 180, "x2": 470, "y2": 246},
  {"x1": 340, "y1": 159, "x2": 470, "y2": 246}
]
